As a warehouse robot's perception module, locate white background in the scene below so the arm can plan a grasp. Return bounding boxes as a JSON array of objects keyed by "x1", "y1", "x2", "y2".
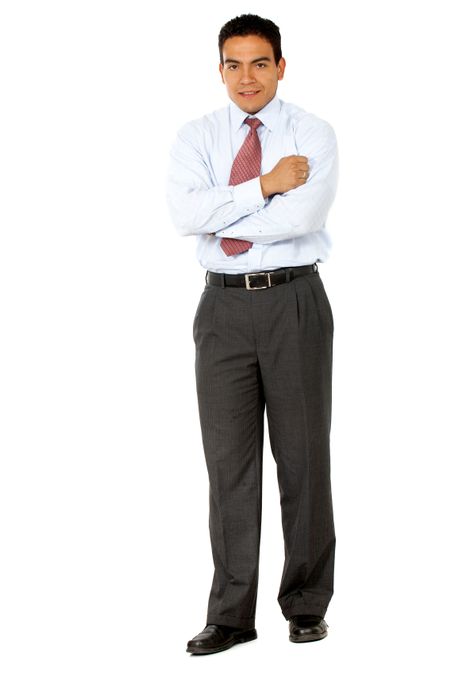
[{"x1": 1, "y1": 0, "x2": 449, "y2": 672}]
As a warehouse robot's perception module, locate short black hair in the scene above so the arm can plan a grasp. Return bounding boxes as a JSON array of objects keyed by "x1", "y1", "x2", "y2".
[{"x1": 218, "y1": 13, "x2": 282, "y2": 66}]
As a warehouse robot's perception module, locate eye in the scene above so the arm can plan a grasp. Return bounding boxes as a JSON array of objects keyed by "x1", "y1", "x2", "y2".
[{"x1": 256, "y1": 63, "x2": 266, "y2": 68}]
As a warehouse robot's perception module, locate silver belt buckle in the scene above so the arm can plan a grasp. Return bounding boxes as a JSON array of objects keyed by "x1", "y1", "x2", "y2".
[{"x1": 244, "y1": 271, "x2": 272, "y2": 290}]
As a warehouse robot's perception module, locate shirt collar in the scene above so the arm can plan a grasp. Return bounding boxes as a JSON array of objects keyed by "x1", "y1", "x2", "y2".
[{"x1": 229, "y1": 93, "x2": 281, "y2": 133}]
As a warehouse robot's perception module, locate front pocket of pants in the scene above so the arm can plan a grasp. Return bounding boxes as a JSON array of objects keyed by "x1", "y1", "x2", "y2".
[
  {"x1": 303, "y1": 274, "x2": 334, "y2": 335},
  {"x1": 193, "y1": 285, "x2": 213, "y2": 341},
  {"x1": 314, "y1": 275, "x2": 334, "y2": 332}
]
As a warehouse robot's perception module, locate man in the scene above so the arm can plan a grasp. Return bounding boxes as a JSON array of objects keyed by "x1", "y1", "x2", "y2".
[{"x1": 166, "y1": 13, "x2": 338, "y2": 655}]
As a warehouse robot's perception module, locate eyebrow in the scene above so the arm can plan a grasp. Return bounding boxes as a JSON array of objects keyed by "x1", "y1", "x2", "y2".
[{"x1": 223, "y1": 56, "x2": 272, "y2": 64}]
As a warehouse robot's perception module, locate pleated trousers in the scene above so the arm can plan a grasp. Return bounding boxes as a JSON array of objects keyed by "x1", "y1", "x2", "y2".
[{"x1": 192, "y1": 266, "x2": 336, "y2": 630}]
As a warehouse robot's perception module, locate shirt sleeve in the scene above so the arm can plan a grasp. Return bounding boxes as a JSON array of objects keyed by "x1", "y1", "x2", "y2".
[
  {"x1": 166, "y1": 125, "x2": 266, "y2": 236},
  {"x1": 213, "y1": 120, "x2": 339, "y2": 244}
]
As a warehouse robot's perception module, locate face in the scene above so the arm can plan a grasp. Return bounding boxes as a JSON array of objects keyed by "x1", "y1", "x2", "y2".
[{"x1": 219, "y1": 34, "x2": 286, "y2": 114}]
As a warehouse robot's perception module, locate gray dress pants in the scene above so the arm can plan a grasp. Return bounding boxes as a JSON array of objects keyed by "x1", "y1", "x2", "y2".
[{"x1": 192, "y1": 265, "x2": 336, "y2": 630}]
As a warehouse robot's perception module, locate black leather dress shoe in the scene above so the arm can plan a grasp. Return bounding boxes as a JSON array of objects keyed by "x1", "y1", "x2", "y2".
[
  {"x1": 289, "y1": 615, "x2": 329, "y2": 642},
  {"x1": 186, "y1": 623, "x2": 258, "y2": 655}
]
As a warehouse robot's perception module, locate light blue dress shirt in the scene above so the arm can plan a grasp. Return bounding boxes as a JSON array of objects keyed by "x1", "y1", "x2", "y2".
[{"x1": 166, "y1": 93, "x2": 338, "y2": 274}]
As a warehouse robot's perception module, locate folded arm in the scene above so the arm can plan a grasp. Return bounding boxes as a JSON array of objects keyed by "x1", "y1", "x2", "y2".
[
  {"x1": 166, "y1": 124, "x2": 267, "y2": 236},
  {"x1": 213, "y1": 120, "x2": 339, "y2": 244}
]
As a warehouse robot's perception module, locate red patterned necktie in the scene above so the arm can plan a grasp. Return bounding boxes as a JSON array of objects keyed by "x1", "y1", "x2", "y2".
[{"x1": 220, "y1": 117, "x2": 262, "y2": 256}]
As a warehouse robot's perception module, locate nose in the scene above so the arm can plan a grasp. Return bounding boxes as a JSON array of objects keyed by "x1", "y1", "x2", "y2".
[{"x1": 240, "y1": 66, "x2": 257, "y2": 83}]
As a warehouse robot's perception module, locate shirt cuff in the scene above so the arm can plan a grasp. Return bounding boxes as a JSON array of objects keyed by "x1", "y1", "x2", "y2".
[{"x1": 232, "y1": 176, "x2": 265, "y2": 213}]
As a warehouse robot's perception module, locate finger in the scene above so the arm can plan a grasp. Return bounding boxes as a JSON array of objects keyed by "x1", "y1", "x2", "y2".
[{"x1": 294, "y1": 160, "x2": 309, "y2": 171}]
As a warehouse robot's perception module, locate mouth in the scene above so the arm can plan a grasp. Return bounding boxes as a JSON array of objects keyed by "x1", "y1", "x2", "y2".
[{"x1": 239, "y1": 90, "x2": 260, "y2": 98}]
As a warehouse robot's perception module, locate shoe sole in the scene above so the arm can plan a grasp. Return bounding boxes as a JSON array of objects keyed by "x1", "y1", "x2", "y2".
[
  {"x1": 289, "y1": 630, "x2": 328, "y2": 643},
  {"x1": 186, "y1": 628, "x2": 257, "y2": 655}
]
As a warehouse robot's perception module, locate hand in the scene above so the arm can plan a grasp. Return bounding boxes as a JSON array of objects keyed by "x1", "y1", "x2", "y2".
[{"x1": 260, "y1": 155, "x2": 310, "y2": 198}]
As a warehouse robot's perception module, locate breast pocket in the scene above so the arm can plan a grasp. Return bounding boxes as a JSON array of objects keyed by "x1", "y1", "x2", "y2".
[{"x1": 262, "y1": 133, "x2": 300, "y2": 175}]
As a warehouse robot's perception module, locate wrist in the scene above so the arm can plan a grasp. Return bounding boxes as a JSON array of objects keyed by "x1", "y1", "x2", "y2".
[{"x1": 260, "y1": 174, "x2": 273, "y2": 199}]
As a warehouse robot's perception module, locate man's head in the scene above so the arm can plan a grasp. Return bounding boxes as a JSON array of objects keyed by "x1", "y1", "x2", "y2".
[{"x1": 218, "y1": 13, "x2": 286, "y2": 114}]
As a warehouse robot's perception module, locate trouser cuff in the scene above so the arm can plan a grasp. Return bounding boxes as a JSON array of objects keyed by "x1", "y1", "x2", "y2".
[
  {"x1": 206, "y1": 613, "x2": 255, "y2": 630},
  {"x1": 281, "y1": 603, "x2": 328, "y2": 621}
]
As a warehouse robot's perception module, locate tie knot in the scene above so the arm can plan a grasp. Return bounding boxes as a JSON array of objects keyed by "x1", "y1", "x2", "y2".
[{"x1": 245, "y1": 117, "x2": 262, "y2": 130}]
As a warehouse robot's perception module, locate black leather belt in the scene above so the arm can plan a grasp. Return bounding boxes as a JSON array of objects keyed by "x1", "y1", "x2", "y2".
[{"x1": 205, "y1": 262, "x2": 318, "y2": 290}]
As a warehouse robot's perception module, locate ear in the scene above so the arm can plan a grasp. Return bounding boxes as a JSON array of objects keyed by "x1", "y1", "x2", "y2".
[
  {"x1": 219, "y1": 63, "x2": 225, "y2": 84},
  {"x1": 277, "y1": 57, "x2": 286, "y2": 81}
]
